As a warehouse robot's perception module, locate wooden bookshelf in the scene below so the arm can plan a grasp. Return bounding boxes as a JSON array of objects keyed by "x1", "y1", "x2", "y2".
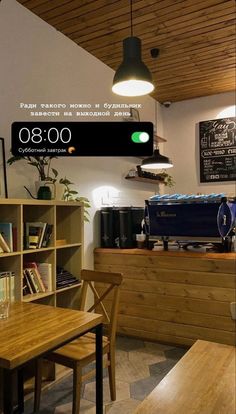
[{"x1": 0, "y1": 199, "x2": 84, "y2": 309}]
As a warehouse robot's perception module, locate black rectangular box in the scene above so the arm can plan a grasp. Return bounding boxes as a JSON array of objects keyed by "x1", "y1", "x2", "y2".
[{"x1": 100, "y1": 207, "x2": 144, "y2": 248}]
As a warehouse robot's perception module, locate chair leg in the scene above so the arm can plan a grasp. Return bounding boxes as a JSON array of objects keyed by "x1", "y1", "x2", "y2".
[
  {"x1": 108, "y1": 351, "x2": 116, "y2": 401},
  {"x1": 72, "y1": 364, "x2": 82, "y2": 414},
  {"x1": 34, "y1": 359, "x2": 43, "y2": 413}
]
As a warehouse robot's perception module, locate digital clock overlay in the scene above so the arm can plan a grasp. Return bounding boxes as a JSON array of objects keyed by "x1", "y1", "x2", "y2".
[{"x1": 11, "y1": 122, "x2": 153, "y2": 157}]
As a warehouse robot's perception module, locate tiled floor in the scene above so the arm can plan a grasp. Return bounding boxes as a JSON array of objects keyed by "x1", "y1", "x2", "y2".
[{"x1": 24, "y1": 335, "x2": 188, "y2": 414}]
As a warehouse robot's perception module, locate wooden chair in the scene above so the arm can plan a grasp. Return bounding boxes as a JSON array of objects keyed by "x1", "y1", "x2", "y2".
[{"x1": 34, "y1": 269, "x2": 123, "y2": 414}]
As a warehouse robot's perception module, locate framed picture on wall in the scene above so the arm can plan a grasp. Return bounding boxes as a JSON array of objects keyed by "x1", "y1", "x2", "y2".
[{"x1": 0, "y1": 138, "x2": 8, "y2": 198}]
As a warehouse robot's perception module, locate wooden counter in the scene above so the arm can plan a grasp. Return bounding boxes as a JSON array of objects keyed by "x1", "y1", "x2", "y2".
[{"x1": 94, "y1": 249, "x2": 236, "y2": 346}]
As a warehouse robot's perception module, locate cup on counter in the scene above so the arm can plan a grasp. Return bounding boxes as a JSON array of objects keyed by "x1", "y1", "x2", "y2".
[
  {"x1": 136, "y1": 233, "x2": 146, "y2": 249},
  {"x1": 0, "y1": 274, "x2": 10, "y2": 319}
]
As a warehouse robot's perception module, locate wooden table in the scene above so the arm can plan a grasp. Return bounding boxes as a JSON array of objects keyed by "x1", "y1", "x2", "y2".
[
  {"x1": 135, "y1": 340, "x2": 236, "y2": 414},
  {"x1": 0, "y1": 302, "x2": 103, "y2": 414}
]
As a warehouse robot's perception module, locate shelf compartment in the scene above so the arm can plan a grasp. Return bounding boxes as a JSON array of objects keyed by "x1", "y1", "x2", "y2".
[
  {"x1": 0, "y1": 204, "x2": 22, "y2": 251},
  {"x1": 56, "y1": 282, "x2": 82, "y2": 294},
  {"x1": 23, "y1": 204, "x2": 55, "y2": 248},
  {"x1": 56, "y1": 246, "x2": 82, "y2": 280},
  {"x1": 22, "y1": 291, "x2": 55, "y2": 302},
  {"x1": 22, "y1": 249, "x2": 56, "y2": 294},
  {"x1": 0, "y1": 255, "x2": 22, "y2": 301},
  {"x1": 56, "y1": 285, "x2": 81, "y2": 310},
  {"x1": 56, "y1": 205, "x2": 83, "y2": 245},
  {"x1": 56, "y1": 246, "x2": 82, "y2": 309}
]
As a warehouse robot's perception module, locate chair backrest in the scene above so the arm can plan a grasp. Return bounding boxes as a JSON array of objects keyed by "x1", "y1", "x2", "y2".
[{"x1": 79, "y1": 269, "x2": 123, "y2": 344}]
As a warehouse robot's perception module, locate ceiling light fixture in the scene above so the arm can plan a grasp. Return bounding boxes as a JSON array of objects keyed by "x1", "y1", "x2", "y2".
[
  {"x1": 141, "y1": 149, "x2": 173, "y2": 169},
  {"x1": 112, "y1": 0, "x2": 154, "y2": 97},
  {"x1": 141, "y1": 101, "x2": 173, "y2": 169}
]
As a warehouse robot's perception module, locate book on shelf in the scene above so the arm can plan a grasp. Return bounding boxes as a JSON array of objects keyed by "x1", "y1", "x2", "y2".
[
  {"x1": 22, "y1": 276, "x2": 30, "y2": 296},
  {"x1": 56, "y1": 266, "x2": 79, "y2": 289},
  {"x1": 12, "y1": 227, "x2": 17, "y2": 251},
  {"x1": 0, "y1": 223, "x2": 13, "y2": 252},
  {"x1": 41, "y1": 224, "x2": 53, "y2": 248},
  {"x1": 38, "y1": 223, "x2": 47, "y2": 248},
  {"x1": 23, "y1": 271, "x2": 33, "y2": 295},
  {"x1": 56, "y1": 279, "x2": 79, "y2": 289},
  {"x1": 24, "y1": 222, "x2": 53, "y2": 249},
  {"x1": 10, "y1": 272, "x2": 15, "y2": 301},
  {"x1": 37, "y1": 263, "x2": 53, "y2": 291},
  {"x1": 24, "y1": 269, "x2": 40, "y2": 293},
  {"x1": 0, "y1": 233, "x2": 11, "y2": 253},
  {"x1": 0, "y1": 271, "x2": 15, "y2": 301},
  {"x1": 24, "y1": 262, "x2": 46, "y2": 292},
  {"x1": 25, "y1": 222, "x2": 45, "y2": 249}
]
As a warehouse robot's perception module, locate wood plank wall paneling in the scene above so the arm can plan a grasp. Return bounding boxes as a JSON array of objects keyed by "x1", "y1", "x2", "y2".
[
  {"x1": 94, "y1": 250, "x2": 236, "y2": 346},
  {"x1": 16, "y1": 0, "x2": 236, "y2": 102}
]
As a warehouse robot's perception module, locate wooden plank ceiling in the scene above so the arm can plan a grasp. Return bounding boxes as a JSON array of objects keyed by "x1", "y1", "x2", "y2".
[{"x1": 17, "y1": 0, "x2": 235, "y2": 103}]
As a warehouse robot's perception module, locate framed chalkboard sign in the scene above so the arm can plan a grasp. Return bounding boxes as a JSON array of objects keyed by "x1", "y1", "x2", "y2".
[{"x1": 199, "y1": 117, "x2": 236, "y2": 183}]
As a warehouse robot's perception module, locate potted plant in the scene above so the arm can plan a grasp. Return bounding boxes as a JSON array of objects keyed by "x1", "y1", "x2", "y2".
[
  {"x1": 8, "y1": 155, "x2": 58, "y2": 181},
  {"x1": 7, "y1": 155, "x2": 90, "y2": 221}
]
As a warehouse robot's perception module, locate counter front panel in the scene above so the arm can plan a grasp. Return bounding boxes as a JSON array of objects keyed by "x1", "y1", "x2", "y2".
[{"x1": 94, "y1": 249, "x2": 236, "y2": 346}]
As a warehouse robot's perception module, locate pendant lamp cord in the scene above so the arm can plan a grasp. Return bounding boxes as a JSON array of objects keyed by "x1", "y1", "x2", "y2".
[
  {"x1": 130, "y1": 0, "x2": 133, "y2": 37},
  {"x1": 155, "y1": 100, "x2": 159, "y2": 150}
]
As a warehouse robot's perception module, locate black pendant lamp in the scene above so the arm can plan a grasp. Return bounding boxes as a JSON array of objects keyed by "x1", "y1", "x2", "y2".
[
  {"x1": 141, "y1": 149, "x2": 173, "y2": 169},
  {"x1": 112, "y1": 0, "x2": 154, "y2": 97},
  {"x1": 141, "y1": 101, "x2": 173, "y2": 169}
]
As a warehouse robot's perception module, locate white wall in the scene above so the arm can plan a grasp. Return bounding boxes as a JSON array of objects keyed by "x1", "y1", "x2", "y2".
[
  {"x1": 162, "y1": 92, "x2": 235, "y2": 195},
  {"x1": 0, "y1": 0, "x2": 164, "y2": 267}
]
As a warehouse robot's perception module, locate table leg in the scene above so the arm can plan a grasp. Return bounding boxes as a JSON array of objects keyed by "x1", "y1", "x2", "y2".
[
  {"x1": 17, "y1": 368, "x2": 24, "y2": 413},
  {"x1": 95, "y1": 323, "x2": 103, "y2": 414},
  {"x1": 3, "y1": 369, "x2": 14, "y2": 414}
]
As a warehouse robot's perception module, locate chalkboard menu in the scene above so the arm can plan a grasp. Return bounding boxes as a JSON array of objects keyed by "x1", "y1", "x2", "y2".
[{"x1": 199, "y1": 117, "x2": 236, "y2": 183}]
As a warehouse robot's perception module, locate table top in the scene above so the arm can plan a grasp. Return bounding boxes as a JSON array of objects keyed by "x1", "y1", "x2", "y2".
[
  {"x1": 135, "y1": 340, "x2": 236, "y2": 414},
  {"x1": 0, "y1": 302, "x2": 103, "y2": 369}
]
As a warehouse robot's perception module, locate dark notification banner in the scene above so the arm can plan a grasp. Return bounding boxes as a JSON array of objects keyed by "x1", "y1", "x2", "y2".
[{"x1": 11, "y1": 122, "x2": 153, "y2": 157}]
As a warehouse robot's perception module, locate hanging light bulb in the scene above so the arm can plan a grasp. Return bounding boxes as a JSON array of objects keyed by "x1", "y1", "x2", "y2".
[
  {"x1": 112, "y1": 0, "x2": 154, "y2": 97},
  {"x1": 141, "y1": 101, "x2": 173, "y2": 169}
]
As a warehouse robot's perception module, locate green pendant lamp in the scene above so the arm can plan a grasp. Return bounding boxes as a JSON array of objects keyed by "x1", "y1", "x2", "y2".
[{"x1": 112, "y1": 0, "x2": 154, "y2": 97}]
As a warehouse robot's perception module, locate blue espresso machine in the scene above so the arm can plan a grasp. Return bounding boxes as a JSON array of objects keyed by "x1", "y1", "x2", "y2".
[{"x1": 145, "y1": 194, "x2": 236, "y2": 251}]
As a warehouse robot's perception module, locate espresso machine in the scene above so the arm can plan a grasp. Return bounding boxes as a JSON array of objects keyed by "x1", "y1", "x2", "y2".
[{"x1": 145, "y1": 194, "x2": 236, "y2": 252}]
